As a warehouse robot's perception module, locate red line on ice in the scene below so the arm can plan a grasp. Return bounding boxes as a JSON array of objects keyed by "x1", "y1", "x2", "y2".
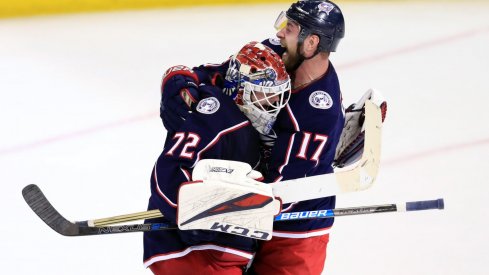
[{"x1": 383, "y1": 137, "x2": 489, "y2": 166}]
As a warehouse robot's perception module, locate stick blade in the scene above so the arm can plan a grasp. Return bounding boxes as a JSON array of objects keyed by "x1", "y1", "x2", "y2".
[{"x1": 22, "y1": 184, "x2": 80, "y2": 236}]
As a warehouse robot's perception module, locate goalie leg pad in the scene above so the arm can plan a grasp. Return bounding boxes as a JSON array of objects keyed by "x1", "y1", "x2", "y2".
[{"x1": 177, "y1": 179, "x2": 281, "y2": 240}]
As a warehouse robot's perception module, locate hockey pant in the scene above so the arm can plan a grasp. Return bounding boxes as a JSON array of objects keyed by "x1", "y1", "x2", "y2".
[
  {"x1": 149, "y1": 234, "x2": 329, "y2": 275},
  {"x1": 148, "y1": 249, "x2": 249, "y2": 275},
  {"x1": 249, "y1": 234, "x2": 330, "y2": 275}
]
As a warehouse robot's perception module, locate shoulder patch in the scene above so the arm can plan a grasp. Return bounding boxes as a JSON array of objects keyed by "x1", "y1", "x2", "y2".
[
  {"x1": 309, "y1": 90, "x2": 333, "y2": 109},
  {"x1": 268, "y1": 37, "x2": 281, "y2": 46},
  {"x1": 196, "y1": 97, "x2": 220, "y2": 114}
]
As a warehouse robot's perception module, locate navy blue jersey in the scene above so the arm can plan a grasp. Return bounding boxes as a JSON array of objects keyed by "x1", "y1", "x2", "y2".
[
  {"x1": 261, "y1": 38, "x2": 345, "y2": 237},
  {"x1": 144, "y1": 86, "x2": 262, "y2": 267}
]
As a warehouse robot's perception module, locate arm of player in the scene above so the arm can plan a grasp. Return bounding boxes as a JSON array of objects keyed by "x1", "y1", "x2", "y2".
[
  {"x1": 149, "y1": 152, "x2": 192, "y2": 223},
  {"x1": 160, "y1": 63, "x2": 228, "y2": 132}
]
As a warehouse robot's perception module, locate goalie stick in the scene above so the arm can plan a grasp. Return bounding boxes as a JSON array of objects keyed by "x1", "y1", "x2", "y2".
[
  {"x1": 271, "y1": 98, "x2": 384, "y2": 203},
  {"x1": 22, "y1": 184, "x2": 444, "y2": 236}
]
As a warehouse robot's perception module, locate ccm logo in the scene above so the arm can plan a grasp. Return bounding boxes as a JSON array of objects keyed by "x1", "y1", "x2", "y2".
[{"x1": 210, "y1": 222, "x2": 269, "y2": 240}]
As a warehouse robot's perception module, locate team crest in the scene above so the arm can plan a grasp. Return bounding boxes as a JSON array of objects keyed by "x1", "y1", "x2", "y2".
[
  {"x1": 318, "y1": 2, "x2": 335, "y2": 15},
  {"x1": 268, "y1": 37, "x2": 281, "y2": 46},
  {"x1": 196, "y1": 97, "x2": 220, "y2": 114},
  {"x1": 309, "y1": 91, "x2": 333, "y2": 109}
]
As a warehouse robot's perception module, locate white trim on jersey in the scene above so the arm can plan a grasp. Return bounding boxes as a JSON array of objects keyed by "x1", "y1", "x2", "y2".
[
  {"x1": 180, "y1": 167, "x2": 191, "y2": 181},
  {"x1": 281, "y1": 202, "x2": 298, "y2": 212},
  {"x1": 286, "y1": 104, "x2": 300, "y2": 131},
  {"x1": 143, "y1": 244, "x2": 254, "y2": 268},
  {"x1": 278, "y1": 133, "x2": 295, "y2": 174},
  {"x1": 193, "y1": 121, "x2": 250, "y2": 167},
  {"x1": 153, "y1": 160, "x2": 177, "y2": 208},
  {"x1": 272, "y1": 227, "x2": 331, "y2": 239}
]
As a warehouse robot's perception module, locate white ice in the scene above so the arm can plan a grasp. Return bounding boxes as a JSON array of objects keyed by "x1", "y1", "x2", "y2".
[{"x1": 1, "y1": 2, "x2": 489, "y2": 274}]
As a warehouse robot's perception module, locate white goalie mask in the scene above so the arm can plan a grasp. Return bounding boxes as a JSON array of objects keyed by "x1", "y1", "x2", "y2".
[{"x1": 224, "y1": 42, "x2": 291, "y2": 135}]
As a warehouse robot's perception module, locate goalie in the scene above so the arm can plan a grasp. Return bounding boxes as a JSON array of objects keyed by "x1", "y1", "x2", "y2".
[{"x1": 144, "y1": 42, "x2": 291, "y2": 274}]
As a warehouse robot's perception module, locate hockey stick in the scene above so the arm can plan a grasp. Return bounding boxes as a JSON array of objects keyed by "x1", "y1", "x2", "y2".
[
  {"x1": 22, "y1": 184, "x2": 176, "y2": 236},
  {"x1": 22, "y1": 184, "x2": 444, "y2": 236},
  {"x1": 78, "y1": 198, "x2": 446, "y2": 226}
]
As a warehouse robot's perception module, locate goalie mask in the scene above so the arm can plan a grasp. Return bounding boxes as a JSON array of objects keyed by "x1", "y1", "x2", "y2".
[{"x1": 224, "y1": 41, "x2": 291, "y2": 135}]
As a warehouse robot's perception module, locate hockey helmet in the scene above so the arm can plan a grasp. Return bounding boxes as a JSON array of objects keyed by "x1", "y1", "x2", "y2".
[
  {"x1": 275, "y1": 0, "x2": 345, "y2": 52},
  {"x1": 224, "y1": 41, "x2": 291, "y2": 135}
]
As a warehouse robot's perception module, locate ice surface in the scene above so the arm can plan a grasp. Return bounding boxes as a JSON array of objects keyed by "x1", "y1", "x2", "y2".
[{"x1": 1, "y1": 2, "x2": 489, "y2": 274}]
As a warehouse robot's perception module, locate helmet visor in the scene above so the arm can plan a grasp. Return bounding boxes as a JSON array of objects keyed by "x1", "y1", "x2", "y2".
[{"x1": 274, "y1": 11, "x2": 288, "y2": 31}]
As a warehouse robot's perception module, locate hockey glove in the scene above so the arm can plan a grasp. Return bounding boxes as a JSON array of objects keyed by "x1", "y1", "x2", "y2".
[
  {"x1": 334, "y1": 88, "x2": 387, "y2": 167},
  {"x1": 160, "y1": 66, "x2": 200, "y2": 132}
]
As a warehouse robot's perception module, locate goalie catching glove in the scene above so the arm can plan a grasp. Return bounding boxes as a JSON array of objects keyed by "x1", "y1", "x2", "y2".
[
  {"x1": 334, "y1": 88, "x2": 387, "y2": 168},
  {"x1": 177, "y1": 159, "x2": 282, "y2": 240}
]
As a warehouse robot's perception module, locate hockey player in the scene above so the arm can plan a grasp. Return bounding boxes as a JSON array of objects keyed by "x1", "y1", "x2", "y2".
[
  {"x1": 159, "y1": 1, "x2": 346, "y2": 274},
  {"x1": 144, "y1": 42, "x2": 291, "y2": 274}
]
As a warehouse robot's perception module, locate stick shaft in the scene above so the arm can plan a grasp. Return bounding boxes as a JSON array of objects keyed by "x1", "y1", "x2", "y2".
[
  {"x1": 88, "y1": 199, "x2": 444, "y2": 226},
  {"x1": 275, "y1": 199, "x2": 444, "y2": 221},
  {"x1": 91, "y1": 209, "x2": 162, "y2": 226}
]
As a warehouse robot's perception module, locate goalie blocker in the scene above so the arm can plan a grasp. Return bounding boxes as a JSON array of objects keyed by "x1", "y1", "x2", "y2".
[{"x1": 177, "y1": 160, "x2": 282, "y2": 241}]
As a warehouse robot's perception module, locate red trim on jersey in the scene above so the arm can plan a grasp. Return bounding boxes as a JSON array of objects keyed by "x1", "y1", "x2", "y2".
[{"x1": 161, "y1": 65, "x2": 199, "y2": 89}]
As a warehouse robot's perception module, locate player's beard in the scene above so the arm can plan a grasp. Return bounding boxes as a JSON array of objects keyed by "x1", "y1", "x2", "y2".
[{"x1": 282, "y1": 46, "x2": 302, "y2": 73}]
